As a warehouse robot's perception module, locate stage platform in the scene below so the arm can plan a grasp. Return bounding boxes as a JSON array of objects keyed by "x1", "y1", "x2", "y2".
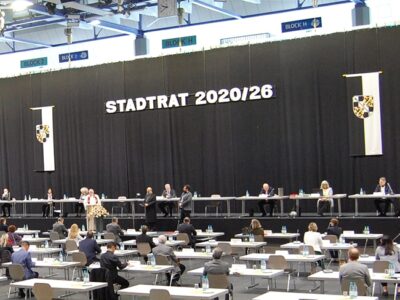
[{"x1": 5, "y1": 214, "x2": 400, "y2": 244}]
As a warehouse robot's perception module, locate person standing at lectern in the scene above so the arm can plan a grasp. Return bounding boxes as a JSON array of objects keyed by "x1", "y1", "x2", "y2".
[
  {"x1": 1, "y1": 188, "x2": 11, "y2": 217},
  {"x1": 144, "y1": 187, "x2": 157, "y2": 230},
  {"x1": 257, "y1": 183, "x2": 275, "y2": 217},
  {"x1": 374, "y1": 177, "x2": 394, "y2": 217}
]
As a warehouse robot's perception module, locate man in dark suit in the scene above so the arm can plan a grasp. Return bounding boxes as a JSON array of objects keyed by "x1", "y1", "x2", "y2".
[
  {"x1": 179, "y1": 184, "x2": 192, "y2": 223},
  {"x1": 153, "y1": 235, "x2": 185, "y2": 286},
  {"x1": 373, "y1": 177, "x2": 394, "y2": 216},
  {"x1": 1, "y1": 188, "x2": 11, "y2": 217},
  {"x1": 0, "y1": 218, "x2": 8, "y2": 232},
  {"x1": 100, "y1": 242, "x2": 129, "y2": 290},
  {"x1": 177, "y1": 217, "x2": 197, "y2": 248},
  {"x1": 257, "y1": 183, "x2": 275, "y2": 217},
  {"x1": 11, "y1": 241, "x2": 38, "y2": 298},
  {"x1": 79, "y1": 231, "x2": 101, "y2": 265},
  {"x1": 52, "y1": 217, "x2": 68, "y2": 239},
  {"x1": 144, "y1": 187, "x2": 157, "y2": 230},
  {"x1": 106, "y1": 217, "x2": 124, "y2": 244},
  {"x1": 158, "y1": 183, "x2": 177, "y2": 217},
  {"x1": 136, "y1": 225, "x2": 156, "y2": 262}
]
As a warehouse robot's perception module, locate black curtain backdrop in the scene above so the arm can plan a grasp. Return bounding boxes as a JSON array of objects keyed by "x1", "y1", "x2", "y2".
[{"x1": 1, "y1": 26, "x2": 400, "y2": 214}]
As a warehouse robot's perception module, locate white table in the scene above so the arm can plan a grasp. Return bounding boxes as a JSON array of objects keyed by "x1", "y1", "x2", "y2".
[
  {"x1": 123, "y1": 239, "x2": 185, "y2": 248},
  {"x1": 196, "y1": 241, "x2": 266, "y2": 251},
  {"x1": 280, "y1": 242, "x2": 357, "y2": 251},
  {"x1": 118, "y1": 284, "x2": 228, "y2": 299},
  {"x1": 174, "y1": 251, "x2": 216, "y2": 260},
  {"x1": 253, "y1": 291, "x2": 378, "y2": 300},
  {"x1": 348, "y1": 194, "x2": 400, "y2": 216},
  {"x1": 10, "y1": 278, "x2": 107, "y2": 297},
  {"x1": 290, "y1": 194, "x2": 347, "y2": 215},
  {"x1": 53, "y1": 238, "x2": 113, "y2": 245},
  {"x1": 16, "y1": 229, "x2": 41, "y2": 236},
  {"x1": 341, "y1": 233, "x2": 383, "y2": 251},
  {"x1": 235, "y1": 195, "x2": 288, "y2": 216},
  {"x1": 21, "y1": 237, "x2": 50, "y2": 245},
  {"x1": 13, "y1": 247, "x2": 62, "y2": 259},
  {"x1": 192, "y1": 196, "x2": 235, "y2": 216},
  {"x1": 235, "y1": 232, "x2": 300, "y2": 242}
]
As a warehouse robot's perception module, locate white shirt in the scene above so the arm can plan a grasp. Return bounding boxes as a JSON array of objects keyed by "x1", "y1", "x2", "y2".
[
  {"x1": 304, "y1": 231, "x2": 323, "y2": 252},
  {"x1": 84, "y1": 195, "x2": 101, "y2": 208}
]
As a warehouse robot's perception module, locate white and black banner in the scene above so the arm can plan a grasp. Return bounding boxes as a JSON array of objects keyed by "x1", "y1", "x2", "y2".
[
  {"x1": 345, "y1": 72, "x2": 382, "y2": 156},
  {"x1": 31, "y1": 106, "x2": 55, "y2": 171}
]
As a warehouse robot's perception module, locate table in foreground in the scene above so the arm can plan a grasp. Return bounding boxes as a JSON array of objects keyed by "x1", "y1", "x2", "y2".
[
  {"x1": 10, "y1": 278, "x2": 107, "y2": 297},
  {"x1": 341, "y1": 232, "x2": 383, "y2": 250},
  {"x1": 253, "y1": 291, "x2": 378, "y2": 300},
  {"x1": 118, "y1": 284, "x2": 228, "y2": 299},
  {"x1": 3, "y1": 261, "x2": 79, "y2": 280},
  {"x1": 239, "y1": 253, "x2": 325, "y2": 264}
]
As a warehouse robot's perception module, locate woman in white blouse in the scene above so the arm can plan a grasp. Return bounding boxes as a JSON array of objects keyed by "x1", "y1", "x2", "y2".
[
  {"x1": 304, "y1": 222, "x2": 324, "y2": 269},
  {"x1": 317, "y1": 180, "x2": 333, "y2": 216}
]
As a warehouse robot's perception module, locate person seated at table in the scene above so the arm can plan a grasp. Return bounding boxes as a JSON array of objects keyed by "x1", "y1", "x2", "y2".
[
  {"x1": 0, "y1": 233, "x2": 12, "y2": 279},
  {"x1": 52, "y1": 217, "x2": 68, "y2": 239},
  {"x1": 11, "y1": 241, "x2": 38, "y2": 298},
  {"x1": 41, "y1": 188, "x2": 54, "y2": 217},
  {"x1": 339, "y1": 248, "x2": 371, "y2": 292},
  {"x1": 159, "y1": 183, "x2": 177, "y2": 217},
  {"x1": 374, "y1": 177, "x2": 394, "y2": 216},
  {"x1": 257, "y1": 183, "x2": 275, "y2": 217},
  {"x1": 153, "y1": 235, "x2": 185, "y2": 286},
  {"x1": 76, "y1": 187, "x2": 88, "y2": 217},
  {"x1": 317, "y1": 180, "x2": 333, "y2": 216},
  {"x1": 100, "y1": 242, "x2": 129, "y2": 291},
  {"x1": 249, "y1": 219, "x2": 264, "y2": 236},
  {"x1": 68, "y1": 223, "x2": 83, "y2": 245},
  {"x1": 326, "y1": 218, "x2": 342, "y2": 261},
  {"x1": 106, "y1": 217, "x2": 124, "y2": 245},
  {"x1": 136, "y1": 225, "x2": 156, "y2": 262},
  {"x1": 304, "y1": 222, "x2": 324, "y2": 269},
  {"x1": 203, "y1": 247, "x2": 232, "y2": 300},
  {"x1": 7, "y1": 225, "x2": 22, "y2": 247},
  {"x1": 177, "y1": 217, "x2": 197, "y2": 248},
  {"x1": 79, "y1": 231, "x2": 101, "y2": 265},
  {"x1": 375, "y1": 235, "x2": 400, "y2": 296},
  {"x1": 0, "y1": 218, "x2": 8, "y2": 232},
  {"x1": 1, "y1": 188, "x2": 11, "y2": 217}
]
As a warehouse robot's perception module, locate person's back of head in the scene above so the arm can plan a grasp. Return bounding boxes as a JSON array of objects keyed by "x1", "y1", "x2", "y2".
[
  {"x1": 158, "y1": 235, "x2": 167, "y2": 245},
  {"x1": 330, "y1": 218, "x2": 339, "y2": 227},
  {"x1": 212, "y1": 247, "x2": 223, "y2": 260},
  {"x1": 348, "y1": 248, "x2": 360, "y2": 261},
  {"x1": 86, "y1": 231, "x2": 94, "y2": 239},
  {"x1": 8, "y1": 225, "x2": 16, "y2": 233},
  {"x1": 0, "y1": 233, "x2": 8, "y2": 247},
  {"x1": 112, "y1": 217, "x2": 118, "y2": 224},
  {"x1": 58, "y1": 217, "x2": 64, "y2": 224},
  {"x1": 308, "y1": 222, "x2": 318, "y2": 232},
  {"x1": 183, "y1": 217, "x2": 190, "y2": 224},
  {"x1": 141, "y1": 225, "x2": 148, "y2": 235}
]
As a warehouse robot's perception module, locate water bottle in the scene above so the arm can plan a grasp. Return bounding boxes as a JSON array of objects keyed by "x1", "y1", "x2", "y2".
[
  {"x1": 26, "y1": 224, "x2": 29, "y2": 230},
  {"x1": 97, "y1": 232, "x2": 101, "y2": 240},
  {"x1": 207, "y1": 225, "x2": 211, "y2": 233},
  {"x1": 249, "y1": 234, "x2": 255, "y2": 243},
  {"x1": 206, "y1": 244, "x2": 211, "y2": 253},
  {"x1": 339, "y1": 234, "x2": 345, "y2": 244},
  {"x1": 360, "y1": 188, "x2": 364, "y2": 195},
  {"x1": 101, "y1": 193, "x2": 105, "y2": 199},
  {"x1": 59, "y1": 252, "x2": 64, "y2": 262},
  {"x1": 148, "y1": 253, "x2": 156, "y2": 266},
  {"x1": 299, "y1": 189, "x2": 304, "y2": 196},
  {"x1": 45, "y1": 240, "x2": 49, "y2": 248},
  {"x1": 366, "y1": 226, "x2": 370, "y2": 235},
  {"x1": 349, "y1": 281, "x2": 358, "y2": 298},
  {"x1": 24, "y1": 195, "x2": 27, "y2": 201},
  {"x1": 120, "y1": 243, "x2": 124, "y2": 251},
  {"x1": 202, "y1": 275, "x2": 209, "y2": 291},
  {"x1": 194, "y1": 191, "x2": 198, "y2": 198},
  {"x1": 261, "y1": 259, "x2": 267, "y2": 270},
  {"x1": 246, "y1": 190, "x2": 249, "y2": 197},
  {"x1": 28, "y1": 195, "x2": 31, "y2": 200},
  {"x1": 303, "y1": 245, "x2": 309, "y2": 257},
  {"x1": 389, "y1": 262, "x2": 395, "y2": 276},
  {"x1": 35, "y1": 232, "x2": 39, "y2": 238},
  {"x1": 63, "y1": 194, "x2": 66, "y2": 200},
  {"x1": 82, "y1": 224, "x2": 85, "y2": 232},
  {"x1": 210, "y1": 225, "x2": 213, "y2": 233},
  {"x1": 83, "y1": 268, "x2": 89, "y2": 283},
  {"x1": 281, "y1": 225, "x2": 287, "y2": 234}
]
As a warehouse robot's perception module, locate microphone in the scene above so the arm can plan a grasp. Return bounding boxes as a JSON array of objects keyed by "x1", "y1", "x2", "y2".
[
  {"x1": 295, "y1": 229, "x2": 299, "y2": 242},
  {"x1": 387, "y1": 183, "x2": 394, "y2": 195}
]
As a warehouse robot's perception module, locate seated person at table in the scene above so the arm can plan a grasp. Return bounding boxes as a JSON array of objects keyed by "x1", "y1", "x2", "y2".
[
  {"x1": 0, "y1": 218, "x2": 8, "y2": 232},
  {"x1": 53, "y1": 217, "x2": 68, "y2": 239},
  {"x1": 100, "y1": 242, "x2": 129, "y2": 290},
  {"x1": 304, "y1": 222, "x2": 324, "y2": 269},
  {"x1": 79, "y1": 231, "x2": 101, "y2": 265},
  {"x1": 7, "y1": 225, "x2": 22, "y2": 247},
  {"x1": 106, "y1": 217, "x2": 124, "y2": 245},
  {"x1": 203, "y1": 247, "x2": 232, "y2": 300},
  {"x1": 159, "y1": 183, "x2": 177, "y2": 217},
  {"x1": 374, "y1": 177, "x2": 394, "y2": 216},
  {"x1": 375, "y1": 235, "x2": 400, "y2": 296},
  {"x1": 257, "y1": 183, "x2": 275, "y2": 217},
  {"x1": 42, "y1": 188, "x2": 54, "y2": 218},
  {"x1": 249, "y1": 219, "x2": 264, "y2": 236},
  {"x1": 317, "y1": 180, "x2": 333, "y2": 216},
  {"x1": 326, "y1": 218, "x2": 342, "y2": 260},
  {"x1": 11, "y1": 241, "x2": 38, "y2": 298},
  {"x1": 68, "y1": 223, "x2": 83, "y2": 245},
  {"x1": 153, "y1": 235, "x2": 185, "y2": 286},
  {"x1": 76, "y1": 187, "x2": 88, "y2": 217},
  {"x1": 339, "y1": 248, "x2": 371, "y2": 292},
  {"x1": 177, "y1": 217, "x2": 197, "y2": 248},
  {"x1": 136, "y1": 225, "x2": 156, "y2": 262},
  {"x1": 1, "y1": 188, "x2": 11, "y2": 217}
]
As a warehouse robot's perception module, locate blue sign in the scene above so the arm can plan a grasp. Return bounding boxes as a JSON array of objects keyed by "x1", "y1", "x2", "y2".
[
  {"x1": 162, "y1": 36, "x2": 197, "y2": 49},
  {"x1": 59, "y1": 50, "x2": 89, "y2": 63},
  {"x1": 281, "y1": 17, "x2": 322, "y2": 33},
  {"x1": 20, "y1": 57, "x2": 48, "y2": 69}
]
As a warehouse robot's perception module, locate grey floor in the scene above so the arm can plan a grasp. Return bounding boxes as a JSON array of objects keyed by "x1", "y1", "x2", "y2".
[{"x1": 0, "y1": 245, "x2": 392, "y2": 300}]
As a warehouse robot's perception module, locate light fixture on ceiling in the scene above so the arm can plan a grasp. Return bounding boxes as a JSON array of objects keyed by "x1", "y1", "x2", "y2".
[
  {"x1": 11, "y1": 0, "x2": 33, "y2": 12},
  {"x1": 90, "y1": 19, "x2": 100, "y2": 26},
  {"x1": 0, "y1": 10, "x2": 5, "y2": 35}
]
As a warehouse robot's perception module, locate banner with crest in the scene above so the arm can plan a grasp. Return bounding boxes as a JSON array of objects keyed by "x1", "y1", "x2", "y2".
[
  {"x1": 345, "y1": 72, "x2": 382, "y2": 156},
  {"x1": 31, "y1": 106, "x2": 55, "y2": 171}
]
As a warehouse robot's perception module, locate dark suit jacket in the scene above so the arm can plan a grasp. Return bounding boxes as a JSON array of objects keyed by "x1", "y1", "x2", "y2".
[
  {"x1": 79, "y1": 238, "x2": 101, "y2": 265},
  {"x1": 136, "y1": 233, "x2": 156, "y2": 249},
  {"x1": 144, "y1": 193, "x2": 157, "y2": 223},
  {"x1": 52, "y1": 222, "x2": 68, "y2": 239},
  {"x1": 100, "y1": 250, "x2": 128, "y2": 281},
  {"x1": 203, "y1": 259, "x2": 230, "y2": 275},
  {"x1": 106, "y1": 223, "x2": 124, "y2": 243},
  {"x1": 162, "y1": 189, "x2": 177, "y2": 198},
  {"x1": 374, "y1": 184, "x2": 393, "y2": 194},
  {"x1": 0, "y1": 224, "x2": 8, "y2": 232},
  {"x1": 326, "y1": 225, "x2": 343, "y2": 238},
  {"x1": 179, "y1": 192, "x2": 192, "y2": 211},
  {"x1": 177, "y1": 223, "x2": 197, "y2": 244}
]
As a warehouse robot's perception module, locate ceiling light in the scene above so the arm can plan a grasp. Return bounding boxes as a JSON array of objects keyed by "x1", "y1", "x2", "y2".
[
  {"x1": 11, "y1": 0, "x2": 33, "y2": 12},
  {"x1": 90, "y1": 20, "x2": 100, "y2": 26}
]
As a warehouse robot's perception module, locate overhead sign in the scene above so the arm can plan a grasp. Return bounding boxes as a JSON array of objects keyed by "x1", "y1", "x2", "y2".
[
  {"x1": 59, "y1": 50, "x2": 89, "y2": 63},
  {"x1": 281, "y1": 17, "x2": 322, "y2": 33},
  {"x1": 20, "y1": 57, "x2": 48, "y2": 69},
  {"x1": 162, "y1": 35, "x2": 197, "y2": 49}
]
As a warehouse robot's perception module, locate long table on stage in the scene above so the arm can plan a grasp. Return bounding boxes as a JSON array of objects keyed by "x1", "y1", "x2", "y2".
[
  {"x1": 290, "y1": 194, "x2": 347, "y2": 216},
  {"x1": 235, "y1": 195, "x2": 288, "y2": 216},
  {"x1": 348, "y1": 193, "x2": 400, "y2": 216}
]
